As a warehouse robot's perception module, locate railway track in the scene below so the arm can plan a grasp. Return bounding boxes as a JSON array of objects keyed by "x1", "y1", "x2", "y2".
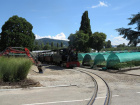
[{"x1": 74, "y1": 67, "x2": 111, "y2": 105}]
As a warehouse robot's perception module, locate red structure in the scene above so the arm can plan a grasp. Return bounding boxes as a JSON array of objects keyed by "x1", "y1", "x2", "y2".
[{"x1": 0, "y1": 47, "x2": 43, "y2": 73}]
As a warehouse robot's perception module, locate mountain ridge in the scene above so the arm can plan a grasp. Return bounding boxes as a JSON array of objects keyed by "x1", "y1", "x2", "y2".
[{"x1": 35, "y1": 38, "x2": 69, "y2": 47}]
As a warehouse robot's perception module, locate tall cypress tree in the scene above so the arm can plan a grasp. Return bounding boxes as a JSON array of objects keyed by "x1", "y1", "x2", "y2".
[
  {"x1": 79, "y1": 11, "x2": 92, "y2": 36},
  {"x1": 79, "y1": 11, "x2": 92, "y2": 50}
]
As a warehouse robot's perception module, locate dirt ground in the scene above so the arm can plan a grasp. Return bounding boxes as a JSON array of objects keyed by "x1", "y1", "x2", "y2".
[
  {"x1": 0, "y1": 64, "x2": 94, "y2": 89},
  {"x1": 28, "y1": 64, "x2": 94, "y2": 88}
]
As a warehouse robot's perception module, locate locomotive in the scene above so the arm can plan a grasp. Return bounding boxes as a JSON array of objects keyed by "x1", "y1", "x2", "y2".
[{"x1": 38, "y1": 47, "x2": 80, "y2": 68}]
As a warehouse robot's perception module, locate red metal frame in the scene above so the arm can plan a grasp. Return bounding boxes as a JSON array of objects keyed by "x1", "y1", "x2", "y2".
[{"x1": 0, "y1": 47, "x2": 37, "y2": 65}]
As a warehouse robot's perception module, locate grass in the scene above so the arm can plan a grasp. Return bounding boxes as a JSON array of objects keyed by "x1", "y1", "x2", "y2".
[{"x1": 0, "y1": 57, "x2": 32, "y2": 82}]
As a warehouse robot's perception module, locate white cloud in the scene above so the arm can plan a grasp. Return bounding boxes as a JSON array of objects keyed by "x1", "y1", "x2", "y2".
[
  {"x1": 35, "y1": 32, "x2": 69, "y2": 41},
  {"x1": 111, "y1": 36, "x2": 129, "y2": 45},
  {"x1": 92, "y1": 1, "x2": 108, "y2": 8}
]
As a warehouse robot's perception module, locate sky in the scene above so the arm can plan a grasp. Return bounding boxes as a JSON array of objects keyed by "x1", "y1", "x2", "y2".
[{"x1": 0, "y1": 0, "x2": 140, "y2": 45}]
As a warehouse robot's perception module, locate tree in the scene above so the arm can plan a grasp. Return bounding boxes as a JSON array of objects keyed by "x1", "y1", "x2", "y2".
[
  {"x1": 43, "y1": 42, "x2": 51, "y2": 50},
  {"x1": 51, "y1": 42, "x2": 54, "y2": 50},
  {"x1": 117, "y1": 43, "x2": 126, "y2": 48},
  {"x1": 105, "y1": 40, "x2": 112, "y2": 48},
  {"x1": 89, "y1": 32, "x2": 106, "y2": 52},
  {"x1": 79, "y1": 11, "x2": 92, "y2": 48},
  {"x1": 68, "y1": 33, "x2": 76, "y2": 47},
  {"x1": 60, "y1": 42, "x2": 63, "y2": 48},
  {"x1": 57, "y1": 43, "x2": 59, "y2": 48},
  {"x1": 68, "y1": 31, "x2": 89, "y2": 52},
  {"x1": 34, "y1": 41, "x2": 41, "y2": 50},
  {"x1": 68, "y1": 10, "x2": 92, "y2": 52},
  {"x1": 41, "y1": 42, "x2": 44, "y2": 50},
  {"x1": 79, "y1": 11, "x2": 92, "y2": 36},
  {"x1": 0, "y1": 15, "x2": 35, "y2": 50},
  {"x1": 0, "y1": 34, "x2": 1, "y2": 51},
  {"x1": 116, "y1": 13, "x2": 140, "y2": 46}
]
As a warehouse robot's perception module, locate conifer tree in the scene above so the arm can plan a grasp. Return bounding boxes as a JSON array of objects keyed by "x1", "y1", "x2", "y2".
[{"x1": 79, "y1": 11, "x2": 92, "y2": 36}]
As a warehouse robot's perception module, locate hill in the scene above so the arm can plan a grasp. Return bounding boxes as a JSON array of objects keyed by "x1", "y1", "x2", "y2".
[{"x1": 35, "y1": 38, "x2": 69, "y2": 47}]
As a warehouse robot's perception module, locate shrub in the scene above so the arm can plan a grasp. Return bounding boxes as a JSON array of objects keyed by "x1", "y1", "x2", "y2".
[
  {"x1": 0, "y1": 57, "x2": 32, "y2": 82},
  {"x1": 89, "y1": 60, "x2": 94, "y2": 67},
  {"x1": 113, "y1": 62, "x2": 128, "y2": 70},
  {"x1": 110, "y1": 60, "x2": 140, "y2": 70}
]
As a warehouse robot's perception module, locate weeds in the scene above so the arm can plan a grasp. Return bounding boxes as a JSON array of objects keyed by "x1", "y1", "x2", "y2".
[{"x1": 0, "y1": 57, "x2": 32, "y2": 82}]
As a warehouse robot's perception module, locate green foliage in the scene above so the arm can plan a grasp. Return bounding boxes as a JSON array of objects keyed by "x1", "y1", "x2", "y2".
[
  {"x1": 89, "y1": 32, "x2": 106, "y2": 52},
  {"x1": 105, "y1": 40, "x2": 112, "y2": 48},
  {"x1": 0, "y1": 34, "x2": 1, "y2": 51},
  {"x1": 57, "y1": 43, "x2": 59, "y2": 48},
  {"x1": 68, "y1": 10, "x2": 93, "y2": 52},
  {"x1": 79, "y1": 11, "x2": 92, "y2": 36},
  {"x1": 116, "y1": 13, "x2": 140, "y2": 46},
  {"x1": 68, "y1": 33, "x2": 76, "y2": 47},
  {"x1": 33, "y1": 40, "x2": 65, "y2": 50},
  {"x1": 0, "y1": 57, "x2": 32, "y2": 82},
  {"x1": 51, "y1": 42, "x2": 54, "y2": 50},
  {"x1": 95, "y1": 61, "x2": 106, "y2": 67},
  {"x1": 0, "y1": 15, "x2": 35, "y2": 50},
  {"x1": 110, "y1": 61, "x2": 140, "y2": 70},
  {"x1": 113, "y1": 62, "x2": 129, "y2": 70},
  {"x1": 35, "y1": 38, "x2": 68, "y2": 48},
  {"x1": 128, "y1": 13, "x2": 140, "y2": 31},
  {"x1": 41, "y1": 43, "x2": 44, "y2": 50},
  {"x1": 89, "y1": 60, "x2": 94, "y2": 67},
  {"x1": 68, "y1": 31, "x2": 89, "y2": 52},
  {"x1": 43, "y1": 42, "x2": 51, "y2": 50},
  {"x1": 117, "y1": 43, "x2": 126, "y2": 48},
  {"x1": 34, "y1": 41, "x2": 41, "y2": 50},
  {"x1": 61, "y1": 42, "x2": 63, "y2": 48},
  {"x1": 117, "y1": 28, "x2": 139, "y2": 46},
  {"x1": 103, "y1": 46, "x2": 140, "y2": 52},
  {"x1": 79, "y1": 11, "x2": 92, "y2": 49}
]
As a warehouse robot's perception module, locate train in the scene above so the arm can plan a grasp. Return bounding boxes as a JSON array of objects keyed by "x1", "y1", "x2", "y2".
[{"x1": 37, "y1": 48, "x2": 80, "y2": 68}]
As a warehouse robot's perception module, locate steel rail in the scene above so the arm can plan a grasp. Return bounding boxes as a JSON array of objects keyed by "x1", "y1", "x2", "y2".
[
  {"x1": 75, "y1": 67, "x2": 111, "y2": 105},
  {"x1": 77, "y1": 70, "x2": 98, "y2": 105}
]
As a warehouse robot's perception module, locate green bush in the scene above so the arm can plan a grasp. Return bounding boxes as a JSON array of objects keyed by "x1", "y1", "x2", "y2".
[
  {"x1": 96, "y1": 61, "x2": 106, "y2": 67},
  {"x1": 113, "y1": 62, "x2": 128, "y2": 70},
  {"x1": 110, "y1": 60, "x2": 140, "y2": 70},
  {"x1": 0, "y1": 57, "x2": 32, "y2": 82}
]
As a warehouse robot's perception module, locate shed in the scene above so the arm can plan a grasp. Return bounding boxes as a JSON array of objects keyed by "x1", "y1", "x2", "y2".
[
  {"x1": 82, "y1": 53, "x2": 98, "y2": 66},
  {"x1": 78, "y1": 53, "x2": 87, "y2": 62},
  {"x1": 107, "y1": 52, "x2": 140, "y2": 68},
  {"x1": 93, "y1": 53, "x2": 110, "y2": 67}
]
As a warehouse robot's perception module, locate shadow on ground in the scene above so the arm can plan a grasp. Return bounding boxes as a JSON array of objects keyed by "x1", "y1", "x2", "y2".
[{"x1": 81, "y1": 66, "x2": 140, "y2": 77}]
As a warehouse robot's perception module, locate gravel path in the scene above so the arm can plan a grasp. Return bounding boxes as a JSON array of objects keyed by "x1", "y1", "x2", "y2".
[
  {"x1": 81, "y1": 67, "x2": 140, "y2": 105},
  {"x1": 28, "y1": 65, "x2": 94, "y2": 88}
]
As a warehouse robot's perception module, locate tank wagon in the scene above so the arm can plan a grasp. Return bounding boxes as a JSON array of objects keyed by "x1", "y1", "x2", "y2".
[{"x1": 38, "y1": 51, "x2": 54, "y2": 64}]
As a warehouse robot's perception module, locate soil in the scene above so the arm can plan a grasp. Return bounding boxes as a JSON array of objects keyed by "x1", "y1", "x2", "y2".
[
  {"x1": 28, "y1": 64, "x2": 94, "y2": 88},
  {"x1": 0, "y1": 79, "x2": 41, "y2": 89},
  {"x1": 0, "y1": 64, "x2": 94, "y2": 89}
]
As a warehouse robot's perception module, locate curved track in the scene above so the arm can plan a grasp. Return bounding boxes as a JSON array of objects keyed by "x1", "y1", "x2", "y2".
[{"x1": 75, "y1": 67, "x2": 111, "y2": 105}]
